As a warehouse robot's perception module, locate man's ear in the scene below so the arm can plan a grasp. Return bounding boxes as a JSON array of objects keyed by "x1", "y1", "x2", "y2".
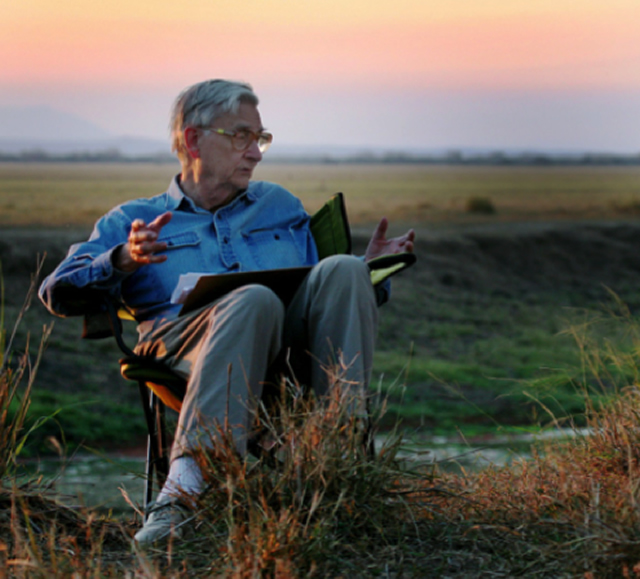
[{"x1": 184, "y1": 126, "x2": 201, "y2": 160}]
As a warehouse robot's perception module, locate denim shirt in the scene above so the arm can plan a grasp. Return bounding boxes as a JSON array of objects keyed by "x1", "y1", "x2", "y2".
[{"x1": 39, "y1": 176, "x2": 319, "y2": 322}]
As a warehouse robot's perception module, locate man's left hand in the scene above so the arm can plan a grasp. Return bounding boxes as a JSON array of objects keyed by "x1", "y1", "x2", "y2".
[{"x1": 365, "y1": 217, "x2": 415, "y2": 262}]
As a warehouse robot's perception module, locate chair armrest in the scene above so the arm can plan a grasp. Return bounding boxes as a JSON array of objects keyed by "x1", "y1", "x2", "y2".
[
  {"x1": 82, "y1": 310, "x2": 114, "y2": 340},
  {"x1": 368, "y1": 252, "x2": 417, "y2": 286},
  {"x1": 59, "y1": 287, "x2": 138, "y2": 357}
]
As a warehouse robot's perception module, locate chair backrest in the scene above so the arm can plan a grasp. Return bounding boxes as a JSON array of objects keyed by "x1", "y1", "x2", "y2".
[
  {"x1": 309, "y1": 192, "x2": 352, "y2": 259},
  {"x1": 309, "y1": 192, "x2": 416, "y2": 286}
]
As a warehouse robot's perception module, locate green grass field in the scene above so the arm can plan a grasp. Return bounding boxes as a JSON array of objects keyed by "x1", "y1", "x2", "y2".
[{"x1": 2, "y1": 161, "x2": 640, "y2": 453}]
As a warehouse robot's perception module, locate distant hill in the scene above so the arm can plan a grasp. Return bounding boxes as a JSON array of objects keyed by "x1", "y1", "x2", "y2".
[
  {"x1": 0, "y1": 105, "x2": 112, "y2": 141},
  {"x1": 0, "y1": 136, "x2": 171, "y2": 157},
  {"x1": 0, "y1": 106, "x2": 171, "y2": 157}
]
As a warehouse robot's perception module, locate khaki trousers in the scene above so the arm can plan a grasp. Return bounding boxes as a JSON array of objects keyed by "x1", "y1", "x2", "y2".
[{"x1": 136, "y1": 254, "x2": 379, "y2": 459}]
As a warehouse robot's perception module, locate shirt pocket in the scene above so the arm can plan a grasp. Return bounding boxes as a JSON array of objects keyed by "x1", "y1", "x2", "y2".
[
  {"x1": 163, "y1": 231, "x2": 201, "y2": 252},
  {"x1": 157, "y1": 230, "x2": 207, "y2": 274},
  {"x1": 242, "y1": 227, "x2": 305, "y2": 270},
  {"x1": 122, "y1": 231, "x2": 206, "y2": 307}
]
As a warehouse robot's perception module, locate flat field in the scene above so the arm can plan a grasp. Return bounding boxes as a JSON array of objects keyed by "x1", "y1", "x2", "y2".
[
  {"x1": 2, "y1": 161, "x2": 640, "y2": 227},
  {"x1": 2, "y1": 162, "x2": 640, "y2": 453}
]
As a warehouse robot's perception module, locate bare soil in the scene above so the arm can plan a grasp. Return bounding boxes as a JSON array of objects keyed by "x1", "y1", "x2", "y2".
[
  {"x1": 5, "y1": 219, "x2": 639, "y2": 303},
  {"x1": 355, "y1": 218, "x2": 640, "y2": 300}
]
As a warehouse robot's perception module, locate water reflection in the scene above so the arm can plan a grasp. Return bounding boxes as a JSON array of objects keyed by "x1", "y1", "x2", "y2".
[
  {"x1": 21, "y1": 454, "x2": 146, "y2": 515},
  {"x1": 387, "y1": 427, "x2": 590, "y2": 472},
  {"x1": 21, "y1": 428, "x2": 588, "y2": 513}
]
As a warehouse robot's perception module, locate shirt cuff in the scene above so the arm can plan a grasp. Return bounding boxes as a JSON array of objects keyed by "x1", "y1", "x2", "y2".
[{"x1": 89, "y1": 245, "x2": 133, "y2": 287}]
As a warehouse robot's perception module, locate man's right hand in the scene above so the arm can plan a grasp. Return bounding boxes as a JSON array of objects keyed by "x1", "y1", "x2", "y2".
[{"x1": 114, "y1": 211, "x2": 173, "y2": 272}]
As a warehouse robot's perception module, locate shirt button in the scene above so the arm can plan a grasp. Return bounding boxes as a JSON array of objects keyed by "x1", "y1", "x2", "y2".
[{"x1": 223, "y1": 236, "x2": 229, "y2": 243}]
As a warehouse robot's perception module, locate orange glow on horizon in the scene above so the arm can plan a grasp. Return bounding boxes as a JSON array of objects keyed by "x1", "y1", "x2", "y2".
[
  {"x1": 2, "y1": 0, "x2": 639, "y2": 92},
  {"x1": 7, "y1": 0, "x2": 639, "y2": 27}
]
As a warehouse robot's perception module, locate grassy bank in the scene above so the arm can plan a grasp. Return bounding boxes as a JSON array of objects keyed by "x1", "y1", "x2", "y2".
[
  {"x1": 8, "y1": 225, "x2": 640, "y2": 457},
  {"x1": 5, "y1": 281, "x2": 640, "y2": 576}
]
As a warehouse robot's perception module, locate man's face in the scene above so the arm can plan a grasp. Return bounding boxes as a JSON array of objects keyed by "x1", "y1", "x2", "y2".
[{"x1": 196, "y1": 102, "x2": 264, "y2": 194}]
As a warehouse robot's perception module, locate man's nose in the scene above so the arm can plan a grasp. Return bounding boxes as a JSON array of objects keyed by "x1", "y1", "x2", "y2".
[{"x1": 245, "y1": 138, "x2": 263, "y2": 161}]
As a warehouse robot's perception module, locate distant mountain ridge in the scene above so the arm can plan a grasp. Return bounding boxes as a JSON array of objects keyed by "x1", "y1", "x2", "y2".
[
  {"x1": 0, "y1": 105, "x2": 112, "y2": 141},
  {"x1": 0, "y1": 106, "x2": 171, "y2": 156},
  {"x1": 0, "y1": 136, "x2": 171, "y2": 157},
  {"x1": 0, "y1": 106, "x2": 636, "y2": 163}
]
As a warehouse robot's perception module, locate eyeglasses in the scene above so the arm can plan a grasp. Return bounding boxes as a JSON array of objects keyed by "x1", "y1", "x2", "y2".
[{"x1": 202, "y1": 127, "x2": 273, "y2": 153}]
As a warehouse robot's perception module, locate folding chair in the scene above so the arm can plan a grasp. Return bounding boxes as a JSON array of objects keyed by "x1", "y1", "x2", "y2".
[{"x1": 80, "y1": 193, "x2": 415, "y2": 512}]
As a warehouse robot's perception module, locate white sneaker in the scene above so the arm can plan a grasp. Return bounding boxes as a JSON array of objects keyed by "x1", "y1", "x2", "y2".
[{"x1": 133, "y1": 501, "x2": 192, "y2": 547}]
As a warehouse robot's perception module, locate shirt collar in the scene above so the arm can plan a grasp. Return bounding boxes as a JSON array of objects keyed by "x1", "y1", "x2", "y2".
[
  {"x1": 166, "y1": 175, "x2": 194, "y2": 211},
  {"x1": 166, "y1": 174, "x2": 258, "y2": 211},
  {"x1": 243, "y1": 185, "x2": 258, "y2": 203}
]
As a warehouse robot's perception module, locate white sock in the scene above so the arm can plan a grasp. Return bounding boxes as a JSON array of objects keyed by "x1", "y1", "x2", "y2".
[{"x1": 155, "y1": 456, "x2": 203, "y2": 504}]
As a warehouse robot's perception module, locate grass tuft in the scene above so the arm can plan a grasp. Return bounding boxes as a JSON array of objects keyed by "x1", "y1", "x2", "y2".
[
  {"x1": 176, "y1": 367, "x2": 419, "y2": 577},
  {"x1": 0, "y1": 262, "x2": 133, "y2": 575},
  {"x1": 465, "y1": 196, "x2": 496, "y2": 214}
]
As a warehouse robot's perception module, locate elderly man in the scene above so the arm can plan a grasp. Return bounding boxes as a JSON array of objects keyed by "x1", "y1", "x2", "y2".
[{"x1": 39, "y1": 79, "x2": 415, "y2": 546}]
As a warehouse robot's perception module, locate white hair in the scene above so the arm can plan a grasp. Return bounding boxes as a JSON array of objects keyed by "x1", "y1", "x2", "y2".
[{"x1": 170, "y1": 79, "x2": 259, "y2": 165}]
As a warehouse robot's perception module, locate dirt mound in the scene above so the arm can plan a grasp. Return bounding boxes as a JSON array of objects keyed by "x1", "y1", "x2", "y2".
[
  {"x1": 2, "y1": 221, "x2": 640, "y2": 307},
  {"x1": 445, "y1": 223, "x2": 640, "y2": 296},
  {"x1": 351, "y1": 221, "x2": 640, "y2": 305},
  {"x1": 0, "y1": 227, "x2": 90, "y2": 280}
]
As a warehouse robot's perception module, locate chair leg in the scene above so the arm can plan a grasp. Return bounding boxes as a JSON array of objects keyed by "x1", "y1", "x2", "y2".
[
  {"x1": 137, "y1": 381, "x2": 156, "y2": 515},
  {"x1": 154, "y1": 396, "x2": 169, "y2": 487},
  {"x1": 364, "y1": 418, "x2": 376, "y2": 460},
  {"x1": 144, "y1": 431, "x2": 154, "y2": 513},
  {"x1": 137, "y1": 382, "x2": 172, "y2": 516}
]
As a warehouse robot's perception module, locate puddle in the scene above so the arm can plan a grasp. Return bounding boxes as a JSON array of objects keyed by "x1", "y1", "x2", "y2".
[
  {"x1": 17, "y1": 428, "x2": 589, "y2": 513},
  {"x1": 383, "y1": 427, "x2": 591, "y2": 472},
  {"x1": 18, "y1": 453, "x2": 147, "y2": 515}
]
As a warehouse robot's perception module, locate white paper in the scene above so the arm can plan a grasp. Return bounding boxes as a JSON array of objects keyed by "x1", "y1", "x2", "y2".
[{"x1": 170, "y1": 272, "x2": 208, "y2": 304}]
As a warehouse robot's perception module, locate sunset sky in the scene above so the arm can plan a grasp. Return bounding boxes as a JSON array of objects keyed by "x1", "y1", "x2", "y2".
[{"x1": 2, "y1": 0, "x2": 640, "y2": 152}]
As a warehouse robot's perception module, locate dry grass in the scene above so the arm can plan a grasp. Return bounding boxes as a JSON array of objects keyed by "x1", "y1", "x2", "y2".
[
  {"x1": 126, "y1": 368, "x2": 421, "y2": 577},
  {"x1": 2, "y1": 162, "x2": 640, "y2": 227},
  {"x1": 414, "y1": 304, "x2": 640, "y2": 577},
  {"x1": 0, "y1": 265, "x2": 135, "y2": 576},
  {"x1": 6, "y1": 271, "x2": 640, "y2": 576},
  {"x1": 0, "y1": 258, "x2": 51, "y2": 479},
  {"x1": 421, "y1": 386, "x2": 640, "y2": 578},
  {"x1": 6, "y1": 384, "x2": 640, "y2": 577},
  {"x1": 0, "y1": 162, "x2": 178, "y2": 227}
]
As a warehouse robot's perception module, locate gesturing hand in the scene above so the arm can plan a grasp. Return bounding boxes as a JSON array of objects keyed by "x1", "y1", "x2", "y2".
[
  {"x1": 365, "y1": 217, "x2": 415, "y2": 262},
  {"x1": 114, "y1": 211, "x2": 173, "y2": 272}
]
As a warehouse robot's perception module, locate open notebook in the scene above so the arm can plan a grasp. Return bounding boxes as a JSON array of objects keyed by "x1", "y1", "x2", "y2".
[
  {"x1": 172, "y1": 250, "x2": 416, "y2": 316},
  {"x1": 173, "y1": 266, "x2": 313, "y2": 315}
]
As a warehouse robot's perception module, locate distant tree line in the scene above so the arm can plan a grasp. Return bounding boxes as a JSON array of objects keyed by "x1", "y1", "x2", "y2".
[
  {"x1": 279, "y1": 150, "x2": 640, "y2": 166},
  {"x1": 0, "y1": 148, "x2": 176, "y2": 163},
  {"x1": 0, "y1": 147, "x2": 639, "y2": 166}
]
